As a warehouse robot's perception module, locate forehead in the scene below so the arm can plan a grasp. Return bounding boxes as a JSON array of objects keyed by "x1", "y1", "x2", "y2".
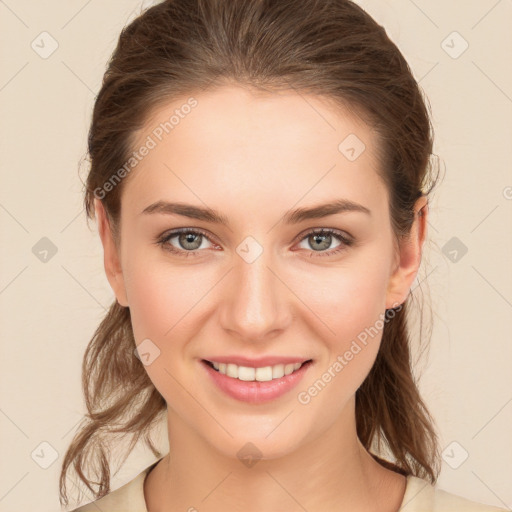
[{"x1": 122, "y1": 85, "x2": 388, "y2": 221}]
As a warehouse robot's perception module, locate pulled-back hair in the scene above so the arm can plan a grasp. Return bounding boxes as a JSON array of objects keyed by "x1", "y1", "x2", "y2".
[{"x1": 60, "y1": 0, "x2": 441, "y2": 506}]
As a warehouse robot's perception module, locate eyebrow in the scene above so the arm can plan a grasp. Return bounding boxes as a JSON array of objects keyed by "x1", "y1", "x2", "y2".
[{"x1": 140, "y1": 198, "x2": 371, "y2": 226}]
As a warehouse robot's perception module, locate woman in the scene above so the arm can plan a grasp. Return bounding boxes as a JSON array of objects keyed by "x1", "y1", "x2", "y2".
[{"x1": 59, "y1": 0, "x2": 506, "y2": 510}]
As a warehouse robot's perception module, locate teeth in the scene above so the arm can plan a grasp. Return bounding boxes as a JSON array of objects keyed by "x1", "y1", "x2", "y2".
[{"x1": 208, "y1": 360, "x2": 306, "y2": 381}]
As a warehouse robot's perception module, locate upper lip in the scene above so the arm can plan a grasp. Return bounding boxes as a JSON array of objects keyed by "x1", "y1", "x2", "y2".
[{"x1": 202, "y1": 355, "x2": 312, "y2": 367}]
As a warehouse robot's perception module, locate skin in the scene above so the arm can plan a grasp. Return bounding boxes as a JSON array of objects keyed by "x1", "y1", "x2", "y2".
[{"x1": 95, "y1": 85, "x2": 428, "y2": 512}]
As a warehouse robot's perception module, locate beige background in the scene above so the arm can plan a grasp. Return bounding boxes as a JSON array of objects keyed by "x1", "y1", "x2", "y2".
[{"x1": 0, "y1": 1, "x2": 511, "y2": 511}]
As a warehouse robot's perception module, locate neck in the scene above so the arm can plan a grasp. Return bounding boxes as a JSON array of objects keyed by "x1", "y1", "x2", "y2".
[{"x1": 144, "y1": 396, "x2": 406, "y2": 512}]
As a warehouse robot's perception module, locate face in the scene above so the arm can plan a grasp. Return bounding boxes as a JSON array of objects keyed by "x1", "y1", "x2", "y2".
[{"x1": 96, "y1": 85, "x2": 426, "y2": 461}]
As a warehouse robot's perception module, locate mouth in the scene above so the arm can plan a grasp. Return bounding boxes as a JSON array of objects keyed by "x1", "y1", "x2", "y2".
[
  {"x1": 202, "y1": 359, "x2": 313, "y2": 382},
  {"x1": 200, "y1": 358, "x2": 313, "y2": 403}
]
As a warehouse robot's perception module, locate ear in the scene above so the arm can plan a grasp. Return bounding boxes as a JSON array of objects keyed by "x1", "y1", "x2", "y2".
[
  {"x1": 385, "y1": 195, "x2": 428, "y2": 309},
  {"x1": 94, "y1": 198, "x2": 129, "y2": 307}
]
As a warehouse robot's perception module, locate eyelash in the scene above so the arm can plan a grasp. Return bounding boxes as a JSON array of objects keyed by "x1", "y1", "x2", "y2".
[{"x1": 155, "y1": 227, "x2": 354, "y2": 258}]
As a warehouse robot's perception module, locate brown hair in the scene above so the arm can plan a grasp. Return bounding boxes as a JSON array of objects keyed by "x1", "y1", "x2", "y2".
[{"x1": 60, "y1": 0, "x2": 442, "y2": 506}]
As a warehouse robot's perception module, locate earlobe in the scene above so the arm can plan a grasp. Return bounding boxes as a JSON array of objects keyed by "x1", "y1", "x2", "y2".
[
  {"x1": 94, "y1": 198, "x2": 129, "y2": 307},
  {"x1": 385, "y1": 196, "x2": 428, "y2": 309}
]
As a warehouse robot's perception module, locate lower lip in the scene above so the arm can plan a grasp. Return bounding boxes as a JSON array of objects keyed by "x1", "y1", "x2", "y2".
[{"x1": 201, "y1": 360, "x2": 313, "y2": 404}]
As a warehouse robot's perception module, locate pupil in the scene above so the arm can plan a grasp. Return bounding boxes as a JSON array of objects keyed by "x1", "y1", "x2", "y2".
[{"x1": 312, "y1": 233, "x2": 329, "y2": 250}]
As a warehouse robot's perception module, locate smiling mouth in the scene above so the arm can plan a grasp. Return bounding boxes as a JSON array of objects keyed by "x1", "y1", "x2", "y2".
[{"x1": 202, "y1": 359, "x2": 313, "y2": 382}]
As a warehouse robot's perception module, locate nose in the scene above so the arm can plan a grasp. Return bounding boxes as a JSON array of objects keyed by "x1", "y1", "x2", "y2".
[{"x1": 218, "y1": 247, "x2": 292, "y2": 343}]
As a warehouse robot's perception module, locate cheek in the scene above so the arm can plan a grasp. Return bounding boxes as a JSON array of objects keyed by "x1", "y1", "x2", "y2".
[
  {"x1": 294, "y1": 255, "x2": 391, "y2": 395},
  {"x1": 126, "y1": 264, "x2": 207, "y2": 342},
  {"x1": 123, "y1": 260, "x2": 207, "y2": 400},
  {"x1": 125, "y1": 266, "x2": 171, "y2": 342},
  {"x1": 295, "y1": 256, "x2": 391, "y2": 344}
]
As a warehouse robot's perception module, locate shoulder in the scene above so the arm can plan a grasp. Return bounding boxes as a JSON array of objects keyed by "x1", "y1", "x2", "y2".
[
  {"x1": 400, "y1": 475, "x2": 508, "y2": 512},
  {"x1": 69, "y1": 459, "x2": 160, "y2": 512}
]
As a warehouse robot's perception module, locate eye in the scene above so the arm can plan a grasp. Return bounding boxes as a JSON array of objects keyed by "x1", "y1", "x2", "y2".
[
  {"x1": 155, "y1": 227, "x2": 354, "y2": 258},
  {"x1": 155, "y1": 228, "x2": 219, "y2": 257},
  {"x1": 294, "y1": 228, "x2": 354, "y2": 257}
]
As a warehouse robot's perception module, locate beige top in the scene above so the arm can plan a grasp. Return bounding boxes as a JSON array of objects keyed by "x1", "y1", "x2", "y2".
[{"x1": 71, "y1": 459, "x2": 507, "y2": 512}]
